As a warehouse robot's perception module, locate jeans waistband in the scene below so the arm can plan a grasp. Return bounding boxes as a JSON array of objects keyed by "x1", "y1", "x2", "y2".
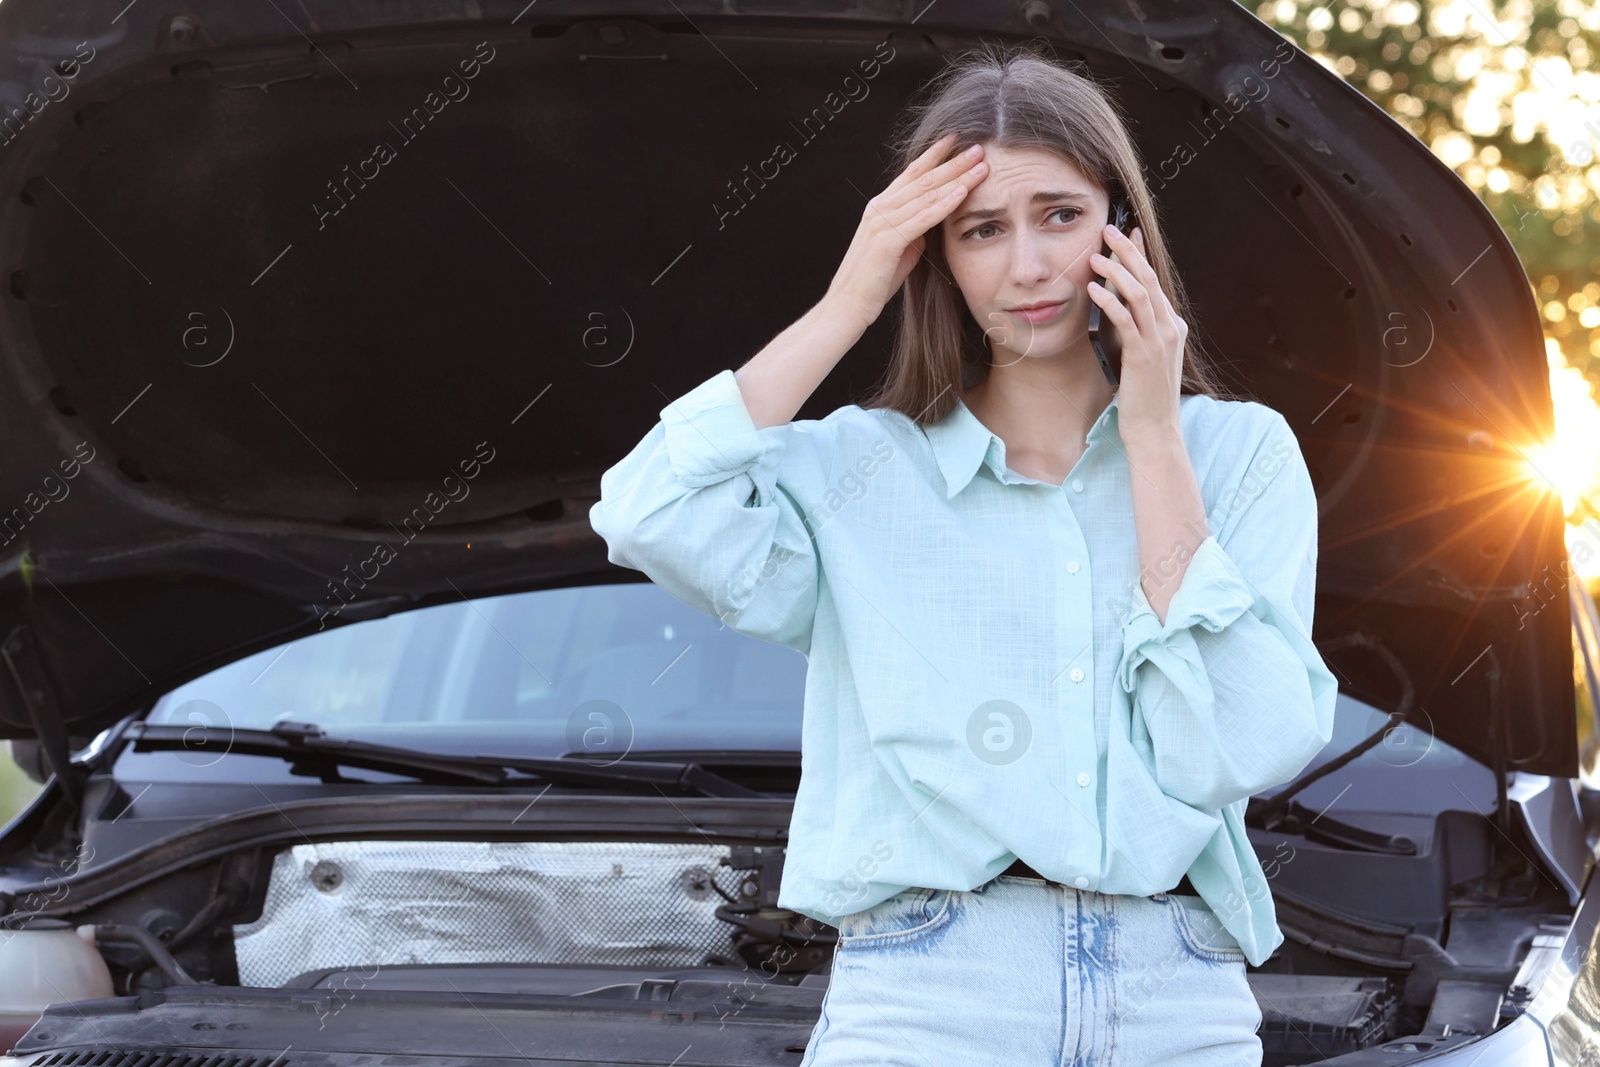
[{"x1": 1001, "y1": 857, "x2": 1199, "y2": 896}]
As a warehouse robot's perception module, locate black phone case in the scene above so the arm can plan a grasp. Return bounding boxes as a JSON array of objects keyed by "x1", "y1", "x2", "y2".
[{"x1": 1088, "y1": 199, "x2": 1136, "y2": 387}]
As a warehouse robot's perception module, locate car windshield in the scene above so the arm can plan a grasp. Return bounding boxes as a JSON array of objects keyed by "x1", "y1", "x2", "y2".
[
  {"x1": 1254, "y1": 688, "x2": 1496, "y2": 816},
  {"x1": 134, "y1": 579, "x2": 1495, "y2": 809},
  {"x1": 142, "y1": 581, "x2": 806, "y2": 759}
]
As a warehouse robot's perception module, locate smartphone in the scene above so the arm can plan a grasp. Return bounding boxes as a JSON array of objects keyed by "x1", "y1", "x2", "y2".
[{"x1": 1088, "y1": 196, "x2": 1137, "y2": 388}]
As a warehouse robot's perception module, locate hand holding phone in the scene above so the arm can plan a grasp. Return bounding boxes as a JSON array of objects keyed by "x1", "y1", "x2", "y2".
[{"x1": 1088, "y1": 196, "x2": 1137, "y2": 388}]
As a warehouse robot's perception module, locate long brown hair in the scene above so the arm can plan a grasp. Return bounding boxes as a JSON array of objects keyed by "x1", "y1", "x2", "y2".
[{"x1": 858, "y1": 42, "x2": 1237, "y2": 425}]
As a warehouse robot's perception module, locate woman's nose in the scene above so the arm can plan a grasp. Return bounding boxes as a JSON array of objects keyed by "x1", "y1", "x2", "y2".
[{"x1": 1009, "y1": 231, "x2": 1053, "y2": 281}]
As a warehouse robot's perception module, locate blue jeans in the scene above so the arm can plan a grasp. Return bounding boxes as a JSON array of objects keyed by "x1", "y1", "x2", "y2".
[{"x1": 799, "y1": 873, "x2": 1264, "y2": 1066}]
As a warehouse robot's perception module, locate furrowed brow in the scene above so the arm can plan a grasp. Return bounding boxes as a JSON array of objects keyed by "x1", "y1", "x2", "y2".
[{"x1": 950, "y1": 190, "x2": 1092, "y2": 225}]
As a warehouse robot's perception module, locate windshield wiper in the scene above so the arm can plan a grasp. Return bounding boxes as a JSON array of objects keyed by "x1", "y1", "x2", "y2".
[
  {"x1": 1245, "y1": 794, "x2": 1419, "y2": 855},
  {"x1": 125, "y1": 720, "x2": 765, "y2": 798},
  {"x1": 1247, "y1": 631, "x2": 1423, "y2": 847},
  {"x1": 1241, "y1": 705, "x2": 1421, "y2": 856}
]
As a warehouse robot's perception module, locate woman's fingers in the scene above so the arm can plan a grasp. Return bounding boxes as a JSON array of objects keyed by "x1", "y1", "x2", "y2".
[
  {"x1": 882, "y1": 133, "x2": 960, "y2": 197},
  {"x1": 882, "y1": 141, "x2": 986, "y2": 214},
  {"x1": 1133, "y1": 227, "x2": 1186, "y2": 340},
  {"x1": 904, "y1": 170, "x2": 980, "y2": 231},
  {"x1": 1091, "y1": 226, "x2": 1176, "y2": 346},
  {"x1": 1086, "y1": 277, "x2": 1135, "y2": 332},
  {"x1": 1091, "y1": 252, "x2": 1155, "y2": 339},
  {"x1": 1109, "y1": 224, "x2": 1159, "y2": 288},
  {"x1": 1113, "y1": 226, "x2": 1177, "y2": 318},
  {"x1": 883, "y1": 159, "x2": 987, "y2": 241},
  {"x1": 1091, "y1": 226, "x2": 1186, "y2": 360},
  {"x1": 822, "y1": 136, "x2": 987, "y2": 323}
]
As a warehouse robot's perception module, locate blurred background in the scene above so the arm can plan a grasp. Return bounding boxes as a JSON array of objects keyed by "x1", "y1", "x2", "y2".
[
  {"x1": 2, "y1": 0, "x2": 1598, "y2": 826},
  {"x1": 0, "y1": 748, "x2": 32, "y2": 828}
]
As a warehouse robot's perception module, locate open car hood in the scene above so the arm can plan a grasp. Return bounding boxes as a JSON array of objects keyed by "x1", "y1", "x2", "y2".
[{"x1": 0, "y1": 1, "x2": 1572, "y2": 778}]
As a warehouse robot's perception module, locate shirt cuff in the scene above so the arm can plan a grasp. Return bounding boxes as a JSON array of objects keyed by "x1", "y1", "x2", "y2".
[
  {"x1": 659, "y1": 368, "x2": 765, "y2": 487},
  {"x1": 1117, "y1": 536, "x2": 1256, "y2": 692}
]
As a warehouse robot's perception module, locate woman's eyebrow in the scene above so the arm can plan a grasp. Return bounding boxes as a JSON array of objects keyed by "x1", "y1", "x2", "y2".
[{"x1": 950, "y1": 190, "x2": 1093, "y2": 225}]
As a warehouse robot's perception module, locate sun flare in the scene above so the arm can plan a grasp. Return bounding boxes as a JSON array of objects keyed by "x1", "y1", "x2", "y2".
[
  {"x1": 1523, "y1": 341, "x2": 1600, "y2": 519},
  {"x1": 1516, "y1": 341, "x2": 1600, "y2": 584}
]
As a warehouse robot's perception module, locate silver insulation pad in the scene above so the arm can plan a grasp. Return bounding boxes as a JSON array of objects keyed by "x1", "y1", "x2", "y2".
[{"x1": 232, "y1": 840, "x2": 745, "y2": 988}]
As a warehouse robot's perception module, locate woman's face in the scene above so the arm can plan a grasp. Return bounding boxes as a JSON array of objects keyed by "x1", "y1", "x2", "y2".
[{"x1": 939, "y1": 143, "x2": 1110, "y2": 367}]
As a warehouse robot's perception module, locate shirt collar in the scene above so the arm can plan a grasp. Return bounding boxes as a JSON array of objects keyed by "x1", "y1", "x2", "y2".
[{"x1": 924, "y1": 391, "x2": 1121, "y2": 500}]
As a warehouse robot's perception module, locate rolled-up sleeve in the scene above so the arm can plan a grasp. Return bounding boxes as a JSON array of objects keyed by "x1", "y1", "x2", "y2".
[
  {"x1": 588, "y1": 368, "x2": 833, "y2": 656},
  {"x1": 1111, "y1": 410, "x2": 1338, "y2": 812}
]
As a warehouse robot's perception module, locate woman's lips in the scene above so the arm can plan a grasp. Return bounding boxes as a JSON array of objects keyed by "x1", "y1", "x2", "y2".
[{"x1": 1009, "y1": 301, "x2": 1066, "y2": 325}]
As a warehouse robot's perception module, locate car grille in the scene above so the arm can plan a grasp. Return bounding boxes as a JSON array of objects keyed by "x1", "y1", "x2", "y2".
[{"x1": 29, "y1": 1052, "x2": 287, "y2": 1067}]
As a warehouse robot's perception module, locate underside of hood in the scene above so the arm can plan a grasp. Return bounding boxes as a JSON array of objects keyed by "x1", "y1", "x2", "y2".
[{"x1": 0, "y1": 1, "x2": 1573, "y2": 779}]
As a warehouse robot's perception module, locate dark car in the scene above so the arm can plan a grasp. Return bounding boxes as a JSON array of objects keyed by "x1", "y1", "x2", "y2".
[{"x1": 0, "y1": 0, "x2": 1596, "y2": 1064}]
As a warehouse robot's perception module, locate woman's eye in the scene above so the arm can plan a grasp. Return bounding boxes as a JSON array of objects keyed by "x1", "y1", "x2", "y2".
[{"x1": 962, "y1": 208, "x2": 1080, "y2": 240}]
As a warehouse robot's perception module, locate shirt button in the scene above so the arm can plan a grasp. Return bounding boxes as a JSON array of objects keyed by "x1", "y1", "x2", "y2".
[
  {"x1": 1076, "y1": 771, "x2": 1091, "y2": 787},
  {"x1": 1074, "y1": 875, "x2": 1089, "y2": 889},
  {"x1": 1071, "y1": 479, "x2": 1084, "y2": 493},
  {"x1": 1067, "y1": 560, "x2": 1081, "y2": 574},
  {"x1": 1070, "y1": 667, "x2": 1085, "y2": 683}
]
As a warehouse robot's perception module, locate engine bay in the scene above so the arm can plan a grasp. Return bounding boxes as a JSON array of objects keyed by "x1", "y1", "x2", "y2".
[{"x1": 0, "y1": 780, "x2": 1584, "y2": 1067}]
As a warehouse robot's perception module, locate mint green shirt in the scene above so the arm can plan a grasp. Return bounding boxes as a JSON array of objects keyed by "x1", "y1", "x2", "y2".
[{"x1": 588, "y1": 367, "x2": 1337, "y2": 966}]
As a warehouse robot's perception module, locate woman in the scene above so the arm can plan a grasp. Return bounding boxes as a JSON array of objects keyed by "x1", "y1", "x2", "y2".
[{"x1": 589, "y1": 43, "x2": 1337, "y2": 1066}]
